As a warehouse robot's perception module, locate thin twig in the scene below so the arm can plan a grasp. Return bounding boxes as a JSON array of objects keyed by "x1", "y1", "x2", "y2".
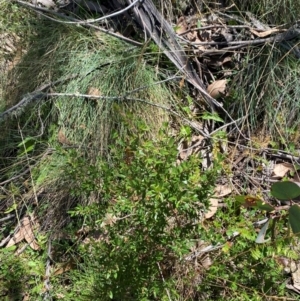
[
  {"x1": 0, "y1": 167, "x2": 34, "y2": 186},
  {"x1": 179, "y1": 26, "x2": 300, "y2": 47},
  {"x1": 15, "y1": 243, "x2": 29, "y2": 255},
  {"x1": 178, "y1": 25, "x2": 273, "y2": 36},
  {"x1": 157, "y1": 262, "x2": 172, "y2": 301},
  {"x1": 43, "y1": 240, "x2": 52, "y2": 301},
  {"x1": 0, "y1": 149, "x2": 52, "y2": 186},
  {"x1": 47, "y1": 92, "x2": 120, "y2": 100},
  {"x1": 45, "y1": 91, "x2": 211, "y2": 137},
  {"x1": 0, "y1": 214, "x2": 15, "y2": 223},
  {"x1": 0, "y1": 234, "x2": 12, "y2": 247},
  {"x1": 55, "y1": 0, "x2": 142, "y2": 25},
  {"x1": 34, "y1": 104, "x2": 45, "y2": 138},
  {"x1": 0, "y1": 75, "x2": 77, "y2": 123},
  {"x1": 209, "y1": 116, "x2": 247, "y2": 135}
]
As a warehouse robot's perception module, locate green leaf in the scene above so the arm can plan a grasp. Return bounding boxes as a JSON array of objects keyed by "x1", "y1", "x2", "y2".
[
  {"x1": 201, "y1": 112, "x2": 224, "y2": 123},
  {"x1": 182, "y1": 106, "x2": 191, "y2": 114},
  {"x1": 1, "y1": 245, "x2": 17, "y2": 253},
  {"x1": 19, "y1": 144, "x2": 35, "y2": 156},
  {"x1": 186, "y1": 95, "x2": 193, "y2": 106},
  {"x1": 17, "y1": 136, "x2": 36, "y2": 156},
  {"x1": 4, "y1": 203, "x2": 17, "y2": 214},
  {"x1": 27, "y1": 261, "x2": 37, "y2": 267},
  {"x1": 17, "y1": 136, "x2": 35, "y2": 147},
  {"x1": 180, "y1": 125, "x2": 191, "y2": 137},
  {"x1": 271, "y1": 181, "x2": 300, "y2": 200},
  {"x1": 289, "y1": 204, "x2": 300, "y2": 235}
]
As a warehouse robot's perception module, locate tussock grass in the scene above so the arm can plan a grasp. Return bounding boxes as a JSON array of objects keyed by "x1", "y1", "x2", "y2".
[
  {"x1": 10, "y1": 21, "x2": 172, "y2": 149},
  {"x1": 229, "y1": 0, "x2": 300, "y2": 24},
  {"x1": 0, "y1": 10, "x2": 175, "y2": 230},
  {"x1": 227, "y1": 35, "x2": 300, "y2": 147},
  {"x1": 151, "y1": 0, "x2": 300, "y2": 147},
  {"x1": 199, "y1": 0, "x2": 300, "y2": 147}
]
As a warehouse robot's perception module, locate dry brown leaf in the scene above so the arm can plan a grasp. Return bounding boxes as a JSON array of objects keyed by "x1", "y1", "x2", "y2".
[
  {"x1": 175, "y1": 17, "x2": 188, "y2": 35},
  {"x1": 87, "y1": 87, "x2": 101, "y2": 100},
  {"x1": 6, "y1": 228, "x2": 24, "y2": 247},
  {"x1": 273, "y1": 162, "x2": 294, "y2": 178},
  {"x1": 57, "y1": 129, "x2": 72, "y2": 145},
  {"x1": 204, "y1": 184, "x2": 232, "y2": 219},
  {"x1": 250, "y1": 28, "x2": 280, "y2": 38},
  {"x1": 204, "y1": 198, "x2": 218, "y2": 219},
  {"x1": 100, "y1": 213, "x2": 117, "y2": 228},
  {"x1": 21, "y1": 217, "x2": 40, "y2": 250},
  {"x1": 288, "y1": 261, "x2": 300, "y2": 291},
  {"x1": 201, "y1": 255, "x2": 213, "y2": 269},
  {"x1": 207, "y1": 80, "x2": 227, "y2": 99},
  {"x1": 6, "y1": 216, "x2": 40, "y2": 250},
  {"x1": 178, "y1": 135, "x2": 204, "y2": 161},
  {"x1": 214, "y1": 184, "x2": 232, "y2": 197}
]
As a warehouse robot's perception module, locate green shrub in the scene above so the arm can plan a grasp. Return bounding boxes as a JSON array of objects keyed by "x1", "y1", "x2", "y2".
[
  {"x1": 66, "y1": 123, "x2": 217, "y2": 300},
  {"x1": 0, "y1": 247, "x2": 27, "y2": 300}
]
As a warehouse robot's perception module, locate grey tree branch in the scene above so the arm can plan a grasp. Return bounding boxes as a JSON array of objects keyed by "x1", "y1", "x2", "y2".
[
  {"x1": 0, "y1": 92, "x2": 45, "y2": 123},
  {"x1": 0, "y1": 75, "x2": 77, "y2": 123}
]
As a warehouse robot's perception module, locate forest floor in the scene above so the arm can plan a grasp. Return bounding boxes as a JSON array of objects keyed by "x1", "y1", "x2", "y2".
[{"x1": 1, "y1": 1, "x2": 300, "y2": 300}]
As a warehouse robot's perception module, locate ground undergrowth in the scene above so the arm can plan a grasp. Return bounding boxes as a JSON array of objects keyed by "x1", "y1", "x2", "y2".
[{"x1": 1, "y1": 0, "x2": 300, "y2": 300}]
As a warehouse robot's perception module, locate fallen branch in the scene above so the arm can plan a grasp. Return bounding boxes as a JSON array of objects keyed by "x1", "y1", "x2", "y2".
[{"x1": 0, "y1": 75, "x2": 77, "y2": 123}]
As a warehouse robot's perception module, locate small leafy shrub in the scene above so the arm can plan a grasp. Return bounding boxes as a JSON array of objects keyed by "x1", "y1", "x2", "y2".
[
  {"x1": 0, "y1": 247, "x2": 27, "y2": 300},
  {"x1": 56, "y1": 124, "x2": 296, "y2": 300},
  {"x1": 67, "y1": 124, "x2": 217, "y2": 300}
]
